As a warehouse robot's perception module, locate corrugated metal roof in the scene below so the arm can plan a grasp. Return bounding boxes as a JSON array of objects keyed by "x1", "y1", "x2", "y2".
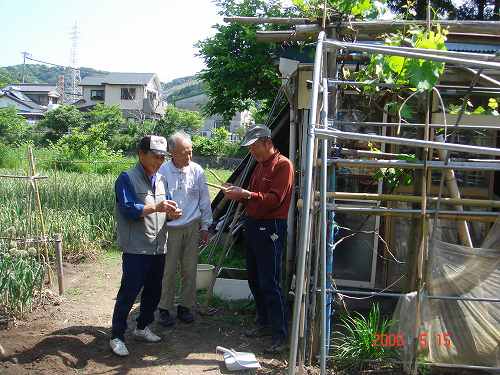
[
  {"x1": 81, "y1": 72, "x2": 155, "y2": 86},
  {"x1": 446, "y1": 42, "x2": 500, "y2": 54}
]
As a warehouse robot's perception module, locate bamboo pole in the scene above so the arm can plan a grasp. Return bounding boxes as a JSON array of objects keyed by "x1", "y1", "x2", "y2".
[
  {"x1": 327, "y1": 206, "x2": 499, "y2": 222},
  {"x1": 0, "y1": 174, "x2": 48, "y2": 179},
  {"x1": 435, "y1": 134, "x2": 473, "y2": 247},
  {"x1": 28, "y1": 147, "x2": 52, "y2": 284}
]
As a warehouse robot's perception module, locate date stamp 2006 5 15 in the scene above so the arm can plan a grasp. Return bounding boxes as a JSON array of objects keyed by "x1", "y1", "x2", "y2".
[{"x1": 372, "y1": 332, "x2": 453, "y2": 349}]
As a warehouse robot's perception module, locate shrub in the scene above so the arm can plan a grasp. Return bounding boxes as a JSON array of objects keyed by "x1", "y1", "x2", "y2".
[
  {"x1": 47, "y1": 128, "x2": 128, "y2": 174},
  {"x1": 0, "y1": 142, "x2": 23, "y2": 169},
  {"x1": 192, "y1": 128, "x2": 245, "y2": 157},
  {"x1": 156, "y1": 105, "x2": 203, "y2": 138},
  {"x1": 37, "y1": 105, "x2": 85, "y2": 144},
  {"x1": 0, "y1": 106, "x2": 30, "y2": 145}
]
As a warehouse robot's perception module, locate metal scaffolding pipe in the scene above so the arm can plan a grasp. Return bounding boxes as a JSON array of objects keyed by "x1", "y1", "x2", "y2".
[
  {"x1": 328, "y1": 80, "x2": 500, "y2": 93},
  {"x1": 288, "y1": 31, "x2": 325, "y2": 375},
  {"x1": 462, "y1": 67, "x2": 500, "y2": 87},
  {"x1": 224, "y1": 16, "x2": 311, "y2": 24},
  {"x1": 326, "y1": 289, "x2": 500, "y2": 303},
  {"x1": 325, "y1": 158, "x2": 500, "y2": 171},
  {"x1": 350, "y1": 43, "x2": 499, "y2": 62},
  {"x1": 315, "y1": 128, "x2": 500, "y2": 157},
  {"x1": 332, "y1": 120, "x2": 500, "y2": 130},
  {"x1": 319, "y1": 77, "x2": 329, "y2": 375},
  {"x1": 324, "y1": 40, "x2": 500, "y2": 70}
]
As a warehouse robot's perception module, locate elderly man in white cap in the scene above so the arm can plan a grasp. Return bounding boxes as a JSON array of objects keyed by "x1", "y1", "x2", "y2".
[
  {"x1": 110, "y1": 135, "x2": 182, "y2": 357},
  {"x1": 157, "y1": 131, "x2": 213, "y2": 326}
]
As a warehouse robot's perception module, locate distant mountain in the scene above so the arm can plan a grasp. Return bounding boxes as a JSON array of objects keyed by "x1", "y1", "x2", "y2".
[
  {"x1": 161, "y1": 75, "x2": 205, "y2": 104},
  {"x1": 1, "y1": 64, "x2": 206, "y2": 107},
  {"x1": 1, "y1": 64, "x2": 108, "y2": 85}
]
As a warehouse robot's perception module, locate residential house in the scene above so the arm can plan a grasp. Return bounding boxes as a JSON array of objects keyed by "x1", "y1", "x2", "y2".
[
  {"x1": 78, "y1": 72, "x2": 166, "y2": 120},
  {"x1": 4, "y1": 83, "x2": 61, "y2": 106},
  {"x1": 0, "y1": 86, "x2": 54, "y2": 123},
  {"x1": 173, "y1": 93, "x2": 252, "y2": 141}
]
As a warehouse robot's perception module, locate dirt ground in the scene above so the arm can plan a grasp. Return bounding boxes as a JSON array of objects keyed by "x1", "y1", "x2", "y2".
[{"x1": 0, "y1": 252, "x2": 301, "y2": 375}]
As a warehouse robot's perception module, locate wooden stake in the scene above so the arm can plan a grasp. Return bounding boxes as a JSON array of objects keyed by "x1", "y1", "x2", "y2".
[{"x1": 54, "y1": 234, "x2": 64, "y2": 295}]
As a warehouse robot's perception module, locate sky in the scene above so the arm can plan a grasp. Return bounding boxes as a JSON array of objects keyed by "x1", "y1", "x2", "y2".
[{"x1": 0, "y1": 0, "x2": 223, "y2": 83}]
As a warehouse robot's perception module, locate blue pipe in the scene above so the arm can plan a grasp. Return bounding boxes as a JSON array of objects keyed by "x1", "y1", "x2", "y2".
[{"x1": 325, "y1": 147, "x2": 339, "y2": 354}]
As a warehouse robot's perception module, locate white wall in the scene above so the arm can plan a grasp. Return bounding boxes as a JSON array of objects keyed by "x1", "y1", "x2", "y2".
[
  {"x1": 104, "y1": 84, "x2": 144, "y2": 110},
  {"x1": 82, "y1": 85, "x2": 105, "y2": 105}
]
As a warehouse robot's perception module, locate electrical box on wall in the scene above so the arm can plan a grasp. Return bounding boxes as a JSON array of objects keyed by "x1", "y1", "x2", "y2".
[{"x1": 298, "y1": 69, "x2": 313, "y2": 110}]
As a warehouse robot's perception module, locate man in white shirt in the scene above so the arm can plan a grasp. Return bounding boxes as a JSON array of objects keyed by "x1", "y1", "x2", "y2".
[{"x1": 158, "y1": 131, "x2": 213, "y2": 326}]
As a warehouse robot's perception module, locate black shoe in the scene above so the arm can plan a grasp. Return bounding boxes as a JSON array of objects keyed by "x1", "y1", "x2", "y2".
[
  {"x1": 177, "y1": 305, "x2": 194, "y2": 323},
  {"x1": 158, "y1": 309, "x2": 175, "y2": 327},
  {"x1": 244, "y1": 326, "x2": 272, "y2": 338},
  {"x1": 264, "y1": 339, "x2": 287, "y2": 354}
]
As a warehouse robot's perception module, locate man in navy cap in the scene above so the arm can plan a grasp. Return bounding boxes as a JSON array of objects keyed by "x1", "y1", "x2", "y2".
[
  {"x1": 224, "y1": 125, "x2": 294, "y2": 354},
  {"x1": 110, "y1": 135, "x2": 182, "y2": 357}
]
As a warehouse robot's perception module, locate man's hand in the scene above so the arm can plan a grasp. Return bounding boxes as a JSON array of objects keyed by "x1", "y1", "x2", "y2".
[
  {"x1": 223, "y1": 184, "x2": 251, "y2": 201},
  {"x1": 156, "y1": 200, "x2": 183, "y2": 219},
  {"x1": 200, "y1": 230, "x2": 209, "y2": 246}
]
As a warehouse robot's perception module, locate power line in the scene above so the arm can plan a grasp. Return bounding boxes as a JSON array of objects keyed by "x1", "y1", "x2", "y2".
[{"x1": 25, "y1": 56, "x2": 66, "y2": 69}]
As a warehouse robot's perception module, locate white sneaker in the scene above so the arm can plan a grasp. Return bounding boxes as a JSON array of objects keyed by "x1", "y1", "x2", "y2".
[
  {"x1": 133, "y1": 326, "x2": 161, "y2": 343},
  {"x1": 109, "y1": 338, "x2": 129, "y2": 357}
]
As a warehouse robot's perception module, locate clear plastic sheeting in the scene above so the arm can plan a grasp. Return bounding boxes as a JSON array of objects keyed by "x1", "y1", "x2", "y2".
[{"x1": 391, "y1": 218, "x2": 500, "y2": 371}]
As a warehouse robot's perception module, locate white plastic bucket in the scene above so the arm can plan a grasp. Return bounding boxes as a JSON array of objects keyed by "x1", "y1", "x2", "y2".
[{"x1": 196, "y1": 264, "x2": 215, "y2": 290}]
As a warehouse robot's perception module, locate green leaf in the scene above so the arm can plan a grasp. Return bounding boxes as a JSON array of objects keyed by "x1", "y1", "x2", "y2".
[
  {"x1": 472, "y1": 106, "x2": 486, "y2": 115},
  {"x1": 488, "y1": 98, "x2": 498, "y2": 110},
  {"x1": 387, "y1": 56, "x2": 405, "y2": 74}
]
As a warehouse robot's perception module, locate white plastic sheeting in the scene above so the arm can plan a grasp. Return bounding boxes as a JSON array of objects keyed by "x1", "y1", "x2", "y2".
[{"x1": 391, "y1": 218, "x2": 500, "y2": 370}]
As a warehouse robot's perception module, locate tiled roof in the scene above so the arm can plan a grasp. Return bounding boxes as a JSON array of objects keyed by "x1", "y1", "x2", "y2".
[
  {"x1": 81, "y1": 72, "x2": 156, "y2": 86},
  {"x1": 7, "y1": 83, "x2": 57, "y2": 93}
]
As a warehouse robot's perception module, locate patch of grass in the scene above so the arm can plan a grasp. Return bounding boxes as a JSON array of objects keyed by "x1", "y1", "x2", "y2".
[
  {"x1": 205, "y1": 168, "x2": 233, "y2": 200},
  {"x1": 197, "y1": 289, "x2": 255, "y2": 325},
  {"x1": 65, "y1": 287, "x2": 82, "y2": 296},
  {"x1": 331, "y1": 303, "x2": 398, "y2": 372},
  {"x1": 199, "y1": 240, "x2": 246, "y2": 269}
]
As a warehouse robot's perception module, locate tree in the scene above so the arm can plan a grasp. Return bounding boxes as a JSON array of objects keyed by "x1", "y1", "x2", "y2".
[
  {"x1": 196, "y1": 0, "x2": 385, "y2": 123},
  {"x1": 155, "y1": 105, "x2": 203, "y2": 138},
  {"x1": 196, "y1": 0, "x2": 298, "y2": 123},
  {"x1": 85, "y1": 104, "x2": 125, "y2": 138},
  {"x1": 386, "y1": 0, "x2": 456, "y2": 19},
  {"x1": 0, "y1": 107, "x2": 29, "y2": 145},
  {"x1": 455, "y1": 0, "x2": 499, "y2": 19},
  {"x1": 37, "y1": 105, "x2": 85, "y2": 144},
  {"x1": 0, "y1": 68, "x2": 17, "y2": 88}
]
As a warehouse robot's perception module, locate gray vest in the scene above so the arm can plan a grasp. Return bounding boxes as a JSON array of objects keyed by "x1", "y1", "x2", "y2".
[{"x1": 115, "y1": 163, "x2": 168, "y2": 255}]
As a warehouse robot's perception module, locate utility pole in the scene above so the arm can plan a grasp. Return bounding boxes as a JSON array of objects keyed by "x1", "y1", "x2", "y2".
[{"x1": 21, "y1": 51, "x2": 30, "y2": 83}]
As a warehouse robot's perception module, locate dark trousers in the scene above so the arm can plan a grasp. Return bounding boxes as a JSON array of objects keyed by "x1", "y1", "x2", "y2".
[
  {"x1": 244, "y1": 217, "x2": 287, "y2": 342},
  {"x1": 111, "y1": 253, "x2": 165, "y2": 341}
]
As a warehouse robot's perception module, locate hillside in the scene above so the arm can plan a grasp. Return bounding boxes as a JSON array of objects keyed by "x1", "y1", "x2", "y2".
[
  {"x1": 1, "y1": 64, "x2": 206, "y2": 105},
  {"x1": 1, "y1": 64, "x2": 108, "y2": 85}
]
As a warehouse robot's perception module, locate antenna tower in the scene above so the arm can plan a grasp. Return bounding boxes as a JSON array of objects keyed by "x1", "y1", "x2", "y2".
[{"x1": 68, "y1": 22, "x2": 82, "y2": 103}]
